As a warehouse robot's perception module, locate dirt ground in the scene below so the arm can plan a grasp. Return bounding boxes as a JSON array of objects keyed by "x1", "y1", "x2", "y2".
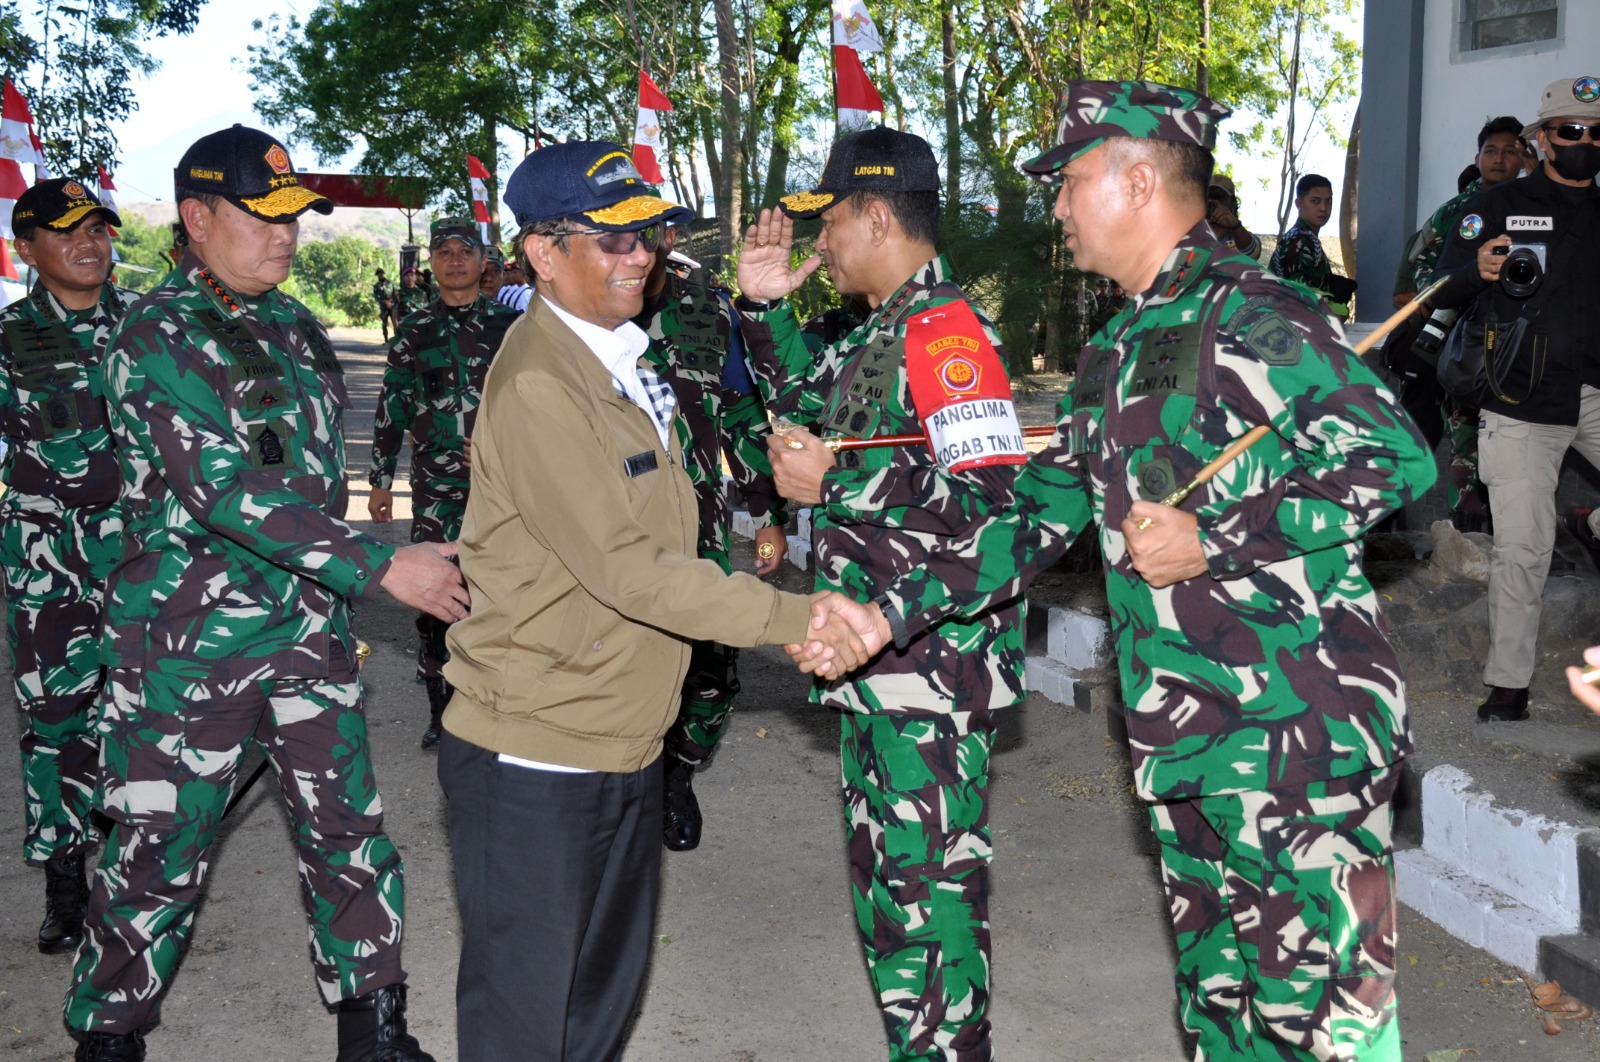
[{"x1": 3, "y1": 331, "x2": 1597, "y2": 1060}]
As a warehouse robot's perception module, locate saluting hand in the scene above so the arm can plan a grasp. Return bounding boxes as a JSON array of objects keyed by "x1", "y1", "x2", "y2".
[{"x1": 737, "y1": 209, "x2": 822, "y2": 303}]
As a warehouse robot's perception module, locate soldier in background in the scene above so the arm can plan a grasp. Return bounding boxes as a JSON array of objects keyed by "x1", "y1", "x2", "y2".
[
  {"x1": 479, "y1": 243, "x2": 506, "y2": 298},
  {"x1": 63, "y1": 124, "x2": 465, "y2": 1062},
  {"x1": 372, "y1": 267, "x2": 395, "y2": 342},
  {"x1": 737, "y1": 126, "x2": 1029, "y2": 1061},
  {"x1": 0, "y1": 179, "x2": 136, "y2": 957},
  {"x1": 369, "y1": 217, "x2": 517, "y2": 748},
  {"x1": 395, "y1": 266, "x2": 427, "y2": 322},
  {"x1": 633, "y1": 220, "x2": 789, "y2": 850},
  {"x1": 1270, "y1": 173, "x2": 1357, "y2": 318},
  {"x1": 794, "y1": 81, "x2": 1435, "y2": 1060}
]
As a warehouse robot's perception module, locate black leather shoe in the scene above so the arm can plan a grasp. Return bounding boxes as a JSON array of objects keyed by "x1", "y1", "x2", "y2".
[
  {"x1": 39, "y1": 851, "x2": 89, "y2": 955},
  {"x1": 336, "y1": 984, "x2": 435, "y2": 1062},
  {"x1": 662, "y1": 758, "x2": 702, "y2": 852},
  {"x1": 1564, "y1": 508, "x2": 1600, "y2": 574},
  {"x1": 420, "y1": 678, "x2": 450, "y2": 751},
  {"x1": 73, "y1": 1030, "x2": 145, "y2": 1062},
  {"x1": 1477, "y1": 686, "x2": 1530, "y2": 722}
]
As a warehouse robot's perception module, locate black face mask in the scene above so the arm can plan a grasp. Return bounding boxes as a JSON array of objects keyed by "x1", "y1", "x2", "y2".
[{"x1": 1548, "y1": 141, "x2": 1600, "y2": 182}]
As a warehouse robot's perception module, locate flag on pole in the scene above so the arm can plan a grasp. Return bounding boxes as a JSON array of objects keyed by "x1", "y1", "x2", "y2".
[
  {"x1": 834, "y1": 45, "x2": 884, "y2": 132},
  {"x1": 633, "y1": 70, "x2": 673, "y2": 186},
  {"x1": 467, "y1": 154, "x2": 492, "y2": 242},
  {"x1": 0, "y1": 157, "x2": 29, "y2": 239},
  {"x1": 0, "y1": 238, "x2": 18, "y2": 281},
  {"x1": 97, "y1": 165, "x2": 120, "y2": 238},
  {"x1": 0, "y1": 81, "x2": 46, "y2": 167},
  {"x1": 832, "y1": 0, "x2": 883, "y2": 52},
  {"x1": 30, "y1": 128, "x2": 50, "y2": 179}
]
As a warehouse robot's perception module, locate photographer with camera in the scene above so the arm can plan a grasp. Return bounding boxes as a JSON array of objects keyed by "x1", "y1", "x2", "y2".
[
  {"x1": 1393, "y1": 118, "x2": 1528, "y2": 531},
  {"x1": 1429, "y1": 77, "x2": 1600, "y2": 722}
]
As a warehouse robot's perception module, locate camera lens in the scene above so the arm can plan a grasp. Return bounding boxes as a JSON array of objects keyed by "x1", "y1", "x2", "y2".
[{"x1": 1500, "y1": 247, "x2": 1543, "y2": 298}]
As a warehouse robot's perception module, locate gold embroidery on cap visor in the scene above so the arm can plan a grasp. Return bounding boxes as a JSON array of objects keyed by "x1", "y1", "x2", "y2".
[
  {"x1": 43, "y1": 202, "x2": 115, "y2": 231},
  {"x1": 237, "y1": 183, "x2": 332, "y2": 220},
  {"x1": 582, "y1": 195, "x2": 684, "y2": 227},
  {"x1": 778, "y1": 190, "x2": 836, "y2": 216}
]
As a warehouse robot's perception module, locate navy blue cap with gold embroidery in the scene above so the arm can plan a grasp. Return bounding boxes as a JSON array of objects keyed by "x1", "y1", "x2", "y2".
[
  {"x1": 12, "y1": 178, "x2": 121, "y2": 237},
  {"x1": 503, "y1": 140, "x2": 694, "y2": 232},
  {"x1": 174, "y1": 124, "x2": 332, "y2": 223}
]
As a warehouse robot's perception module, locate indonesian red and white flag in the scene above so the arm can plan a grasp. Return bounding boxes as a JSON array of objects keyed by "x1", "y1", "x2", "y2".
[
  {"x1": 633, "y1": 70, "x2": 673, "y2": 185},
  {"x1": 0, "y1": 238, "x2": 18, "y2": 281},
  {"x1": 832, "y1": 0, "x2": 883, "y2": 52},
  {"x1": 97, "y1": 166, "x2": 118, "y2": 212},
  {"x1": 0, "y1": 157, "x2": 29, "y2": 239},
  {"x1": 0, "y1": 81, "x2": 45, "y2": 167},
  {"x1": 835, "y1": 45, "x2": 884, "y2": 132},
  {"x1": 466, "y1": 154, "x2": 492, "y2": 241}
]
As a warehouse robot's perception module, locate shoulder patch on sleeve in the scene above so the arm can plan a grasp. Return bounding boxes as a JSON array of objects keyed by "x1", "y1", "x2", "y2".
[
  {"x1": 1458, "y1": 213, "x2": 1484, "y2": 240},
  {"x1": 1239, "y1": 310, "x2": 1301, "y2": 366}
]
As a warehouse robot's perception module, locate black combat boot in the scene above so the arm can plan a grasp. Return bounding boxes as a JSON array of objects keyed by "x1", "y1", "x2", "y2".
[
  {"x1": 421, "y1": 678, "x2": 451, "y2": 751},
  {"x1": 662, "y1": 757, "x2": 702, "y2": 852},
  {"x1": 73, "y1": 1030, "x2": 145, "y2": 1062},
  {"x1": 1477, "y1": 685, "x2": 1529, "y2": 722},
  {"x1": 336, "y1": 984, "x2": 435, "y2": 1062},
  {"x1": 39, "y1": 850, "x2": 90, "y2": 954}
]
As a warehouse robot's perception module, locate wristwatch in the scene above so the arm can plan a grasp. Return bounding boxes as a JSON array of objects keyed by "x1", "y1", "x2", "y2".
[
  {"x1": 872, "y1": 592, "x2": 910, "y2": 651},
  {"x1": 736, "y1": 294, "x2": 777, "y2": 313}
]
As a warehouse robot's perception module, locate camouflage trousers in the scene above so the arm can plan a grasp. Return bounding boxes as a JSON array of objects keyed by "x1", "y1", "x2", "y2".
[
  {"x1": 65, "y1": 666, "x2": 407, "y2": 1034},
  {"x1": 842, "y1": 708, "x2": 994, "y2": 1062},
  {"x1": 411, "y1": 478, "x2": 466, "y2": 681},
  {"x1": 664, "y1": 547, "x2": 739, "y2": 767},
  {"x1": 1442, "y1": 398, "x2": 1486, "y2": 526},
  {"x1": 3, "y1": 504, "x2": 122, "y2": 862},
  {"x1": 1149, "y1": 765, "x2": 1401, "y2": 1062}
]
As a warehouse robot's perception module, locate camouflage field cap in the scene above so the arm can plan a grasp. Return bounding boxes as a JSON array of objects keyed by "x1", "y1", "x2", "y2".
[
  {"x1": 12, "y1": 178, "x2": 121, "y2": 236},
  {"x1": 430, "y1": 216, "x2": 482, "y2": 249},
  {"x1": 174, "y1": 124, "x2": 332, "y2": 222},
  {"x1": 1524, "y1": 76, "x2": 1600, "y2": 139},
  {"x1": 484, "y1": 244, "x2": 505, "y2": 266},
  {"x1": 1022, "y1": 80, "x2": 1232, "y2": 179}
]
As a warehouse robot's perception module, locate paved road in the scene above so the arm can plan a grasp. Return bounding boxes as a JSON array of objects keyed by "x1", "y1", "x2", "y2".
[{"x1": 1, "y1": 330, "x2": 1594, "y2": 1059}]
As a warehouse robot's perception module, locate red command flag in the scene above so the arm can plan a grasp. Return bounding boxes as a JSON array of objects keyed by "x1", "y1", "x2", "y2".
[
  {"x1": 633, "y1": 70, "x2": 673, "y2": 185},
  {"x1": 834, "y1": 45, "x2": 884, "y2": 131}
]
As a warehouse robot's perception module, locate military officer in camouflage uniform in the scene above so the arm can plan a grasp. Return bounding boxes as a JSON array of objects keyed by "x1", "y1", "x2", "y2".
[
  {"x1": 1270, "y1": 174, "x2": 1355, "y2": 319},
  {"x1": 63, "y1": 124, "x2": 468, "y2": 1062},
  {"x1": 1, "y1": 178, "x2": 135, "y2": 957},
  {"x1": 737, "y1": 126, "x2": 1030, "y2": 1061},
  {"x1": 395, "y1": 266, "x2": 427, "y2": 321},
  {"x1": 478, "y1": 243, "x2": 505, "y2": 298},
  {"x1": 369, "y1": 217, "x2": 517, "y2": 748},
  {"x1": 633, "y1": 222, "x2": 789, "y2": 851},
  {"x1": 792, "y1": 83, "x2": 1436, "y2": 1062}
]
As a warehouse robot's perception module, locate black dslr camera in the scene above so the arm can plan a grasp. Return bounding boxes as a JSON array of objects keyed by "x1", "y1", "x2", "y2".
[{"x1": 1493, "y1": 242, "x2": 1546, "y2": 298}]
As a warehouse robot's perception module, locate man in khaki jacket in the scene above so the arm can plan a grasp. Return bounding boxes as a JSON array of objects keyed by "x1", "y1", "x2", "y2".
[{"x1": 438, "y1": 141, "x2": 866, "y2": 1062}]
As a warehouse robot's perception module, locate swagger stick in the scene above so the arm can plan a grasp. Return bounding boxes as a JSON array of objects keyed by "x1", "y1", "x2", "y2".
[{"x1": 1130, "y1": 279, "x2": 1448, "y2": 530}]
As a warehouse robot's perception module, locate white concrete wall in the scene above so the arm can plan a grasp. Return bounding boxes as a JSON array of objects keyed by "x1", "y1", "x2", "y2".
[{"x1": 1413, "y1": 1, "x2": 1599, "y2": 227}]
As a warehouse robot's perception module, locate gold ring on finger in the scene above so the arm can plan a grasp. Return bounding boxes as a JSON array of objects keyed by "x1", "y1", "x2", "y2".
[{"x1": 757, "y1": 542, "x2": 777, "y2": 560}]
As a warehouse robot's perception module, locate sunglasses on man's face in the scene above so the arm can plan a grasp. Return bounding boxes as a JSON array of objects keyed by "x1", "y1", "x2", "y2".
[
  {"x1": 562, "y1": 224, "x2": 663, "y2": 255},
  {"x1": 1545, "y1": 121, "x2": 1600, "y2": 143}
]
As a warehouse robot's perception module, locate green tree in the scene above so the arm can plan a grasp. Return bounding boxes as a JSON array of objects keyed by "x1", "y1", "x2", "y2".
[
  {"x1": 283, "y1": 235, "x2": 385, "y2": 328},
  {"x1": 5, "y1": 1, "x2": 206, "y2": 178},
  {"x1": 107, "y1": 213, "x2": 178, "y2": 294}
]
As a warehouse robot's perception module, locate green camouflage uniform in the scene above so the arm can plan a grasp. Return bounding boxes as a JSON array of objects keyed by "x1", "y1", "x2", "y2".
[
  {"x1": 395, "y1": 281, "x2": 427, "y2": 320},
  {"x1": 1269, "y1": 219, "x2": 1334, "y2": 295},
  {"x1": 65, "y1": 253, "x2": 405, "y2": 1035},
  {"x1": 862, "y1": 226, "x2": 1436, "y2": 1061},
  {"x1": 370, "y1": 293, "x2": 516, "y2": 679},
  {"x1": 0, "y1": 281, "x2": 138, "y2": 863},
  {"x1": 1407, "y1": 181, "x2": 1491, "y2": 523},
  {"x1": 638, "y1": 273, "x2": 787, "y2": 766},
  {"x1": 742, "y1": 255, "x2": 1025, "y2": 1061}
]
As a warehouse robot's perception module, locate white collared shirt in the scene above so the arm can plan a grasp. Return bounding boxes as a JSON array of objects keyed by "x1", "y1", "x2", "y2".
[{"x1": 541, "y1": 294, "x2": 675, "y2": 450}]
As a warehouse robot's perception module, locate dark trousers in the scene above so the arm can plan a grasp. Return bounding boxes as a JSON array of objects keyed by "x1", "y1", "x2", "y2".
[{"x1": 438, "y1": 732, "x2": 662, "y2": 1062}]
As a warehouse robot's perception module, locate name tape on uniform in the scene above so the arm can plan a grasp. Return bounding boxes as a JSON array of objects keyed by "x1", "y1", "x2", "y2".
[
  {"x1": 905, "y1": 301, "x2": 1027, "y2": 473},
  {"x1": 1506, "y1": 215, "x2": 1554, "y2": 231}
]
